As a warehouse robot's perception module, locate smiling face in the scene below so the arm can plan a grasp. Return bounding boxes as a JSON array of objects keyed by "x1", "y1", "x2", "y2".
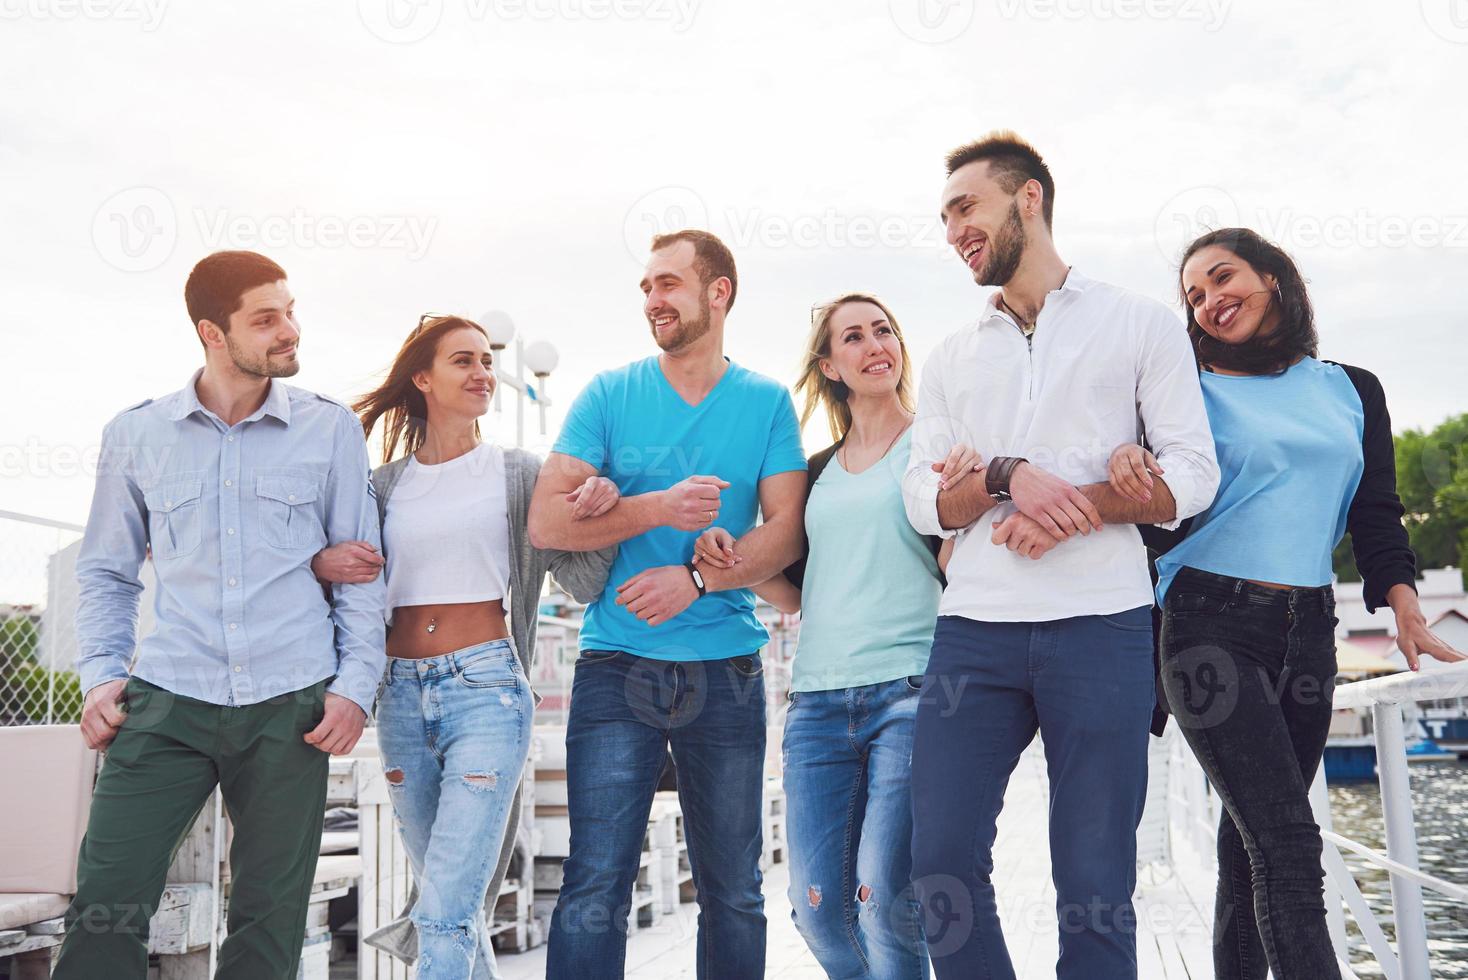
[
  {"x1": 213, "y1": 279, "x2": 300, "y2": 378},
  {"x1": 640, "y1": 240, "x2": 720, "y2": 352},
  {"x1": 1181, "y1": 244, "x2": 1281, "y2": 346},
  {"x1": 941, "y1": 161, "x2": 1030, "y2": 287},
  {"x1": 820, "y1": 301, "x2": 903, "y2": 398},
  {"x1": 413, "y1": 326, "x2": 496, "y2": 424}
]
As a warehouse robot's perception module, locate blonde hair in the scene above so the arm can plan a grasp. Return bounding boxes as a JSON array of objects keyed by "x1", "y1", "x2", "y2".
[{"x1": 794, "y1": 293, "x2": 917, "y2": 443}]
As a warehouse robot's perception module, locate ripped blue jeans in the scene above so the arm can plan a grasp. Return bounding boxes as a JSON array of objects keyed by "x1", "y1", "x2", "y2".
[
  {"x1": 377, "y1": 639, "x2": 533, "y2": 980},
  {"x1": 784, "y1": 679, "x2": 928, "y2": 980}
]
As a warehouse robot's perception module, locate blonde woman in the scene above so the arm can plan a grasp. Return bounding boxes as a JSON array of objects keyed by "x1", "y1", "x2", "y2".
[{"x1": 696, "y1": 294, "x2": 966, "y2": 979}]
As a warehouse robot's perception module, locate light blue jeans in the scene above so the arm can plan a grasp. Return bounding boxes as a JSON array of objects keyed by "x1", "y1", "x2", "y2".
[
  {"x1": 377, "y1": 639, "x2": 533, "y2": 980},
  {"x1": 784, "y1": 678, "x2": 929, "y2": 980}
]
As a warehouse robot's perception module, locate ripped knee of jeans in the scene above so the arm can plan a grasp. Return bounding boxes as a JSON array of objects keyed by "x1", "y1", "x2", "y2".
[
  {"x1": 806, "y1": 884, "x2": 822, "y2": 910},
  {"x1": 384, "y1": 767, "x2": 405, "y2": 785},
  {"x1": 462, "y1": 770, "x2": 498, "y2": 791}
]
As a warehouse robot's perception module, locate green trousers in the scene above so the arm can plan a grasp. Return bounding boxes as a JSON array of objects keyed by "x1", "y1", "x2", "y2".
[{"x1": 53, "y1": 677, "x2": 330, "y2": 980}]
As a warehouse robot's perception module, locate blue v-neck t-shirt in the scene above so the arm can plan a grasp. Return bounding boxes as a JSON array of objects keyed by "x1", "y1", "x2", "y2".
[{"x1": 553, "y1": 355, "x2": 807, "y2": 660}]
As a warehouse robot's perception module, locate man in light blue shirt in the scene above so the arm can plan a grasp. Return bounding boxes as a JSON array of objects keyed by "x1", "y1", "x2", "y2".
[
  {"x1": 54, "y1": 250, "x2": 385, "y2": 980},
  {"x1": 530, "y1": 230, "x2": 807, "y2": 979}
]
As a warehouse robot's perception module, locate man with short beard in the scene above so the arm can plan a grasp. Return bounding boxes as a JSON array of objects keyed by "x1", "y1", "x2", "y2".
[
  {"x1": 529, "y1": 230, "x2": 807, "y2": 979},
  {"x1": 901, "y1": 134, "x2": 1220, "y2": 979},
  {"x1": 55, "y1": 251, "x2": 385, "y2": 980}
]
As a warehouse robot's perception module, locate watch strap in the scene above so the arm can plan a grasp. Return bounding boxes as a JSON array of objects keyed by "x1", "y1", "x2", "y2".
[{"x1": 685, "y1": 562, "x2": 707, "y2": 597}]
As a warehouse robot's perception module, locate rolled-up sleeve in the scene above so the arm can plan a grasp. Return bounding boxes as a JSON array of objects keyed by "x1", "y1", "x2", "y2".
[
  {"x1": 903, "y1": 351, "x2": 958, "y2": 539},
  {"x1": 1137, "y1": 313, "x2": 1219, "y2": 530},
  {"x1": 322, "y1": 411, "x2": 387, "y2": 716},
  {"x1": 74, "y1": 419, "x2": 148, "y2": 696}
]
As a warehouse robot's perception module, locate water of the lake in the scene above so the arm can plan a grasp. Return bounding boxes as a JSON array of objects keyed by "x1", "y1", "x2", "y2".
[{"x1": 1330, "y1": 759, "x2": 1468, "y2": 976}]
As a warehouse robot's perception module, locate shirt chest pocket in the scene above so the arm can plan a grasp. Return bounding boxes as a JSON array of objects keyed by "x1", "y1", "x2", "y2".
[
  {"x1": 256, "y1": 475, "x2": 324, "y2": 550},
  {"x1": 144, "y1": 481, "x2": 204, "y2": 560}
]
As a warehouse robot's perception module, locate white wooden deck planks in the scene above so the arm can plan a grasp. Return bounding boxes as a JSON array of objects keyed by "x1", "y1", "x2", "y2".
[{"x1": 499, "y1": 740, "x2": 1217, "y2": 979}]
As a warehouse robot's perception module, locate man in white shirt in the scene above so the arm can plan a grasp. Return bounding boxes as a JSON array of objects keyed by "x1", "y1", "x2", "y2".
[{"x1": 902, "y1": 132, "x2": 1219, "y2": 980}]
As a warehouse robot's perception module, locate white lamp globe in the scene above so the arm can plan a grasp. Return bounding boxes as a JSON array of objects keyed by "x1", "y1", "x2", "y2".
[
  {"x1": 480, "y1": 310, "x2": 517, "y2": 349},
  {"x1": 524, "y1": 340, "x2": 560, "y2": 377}
]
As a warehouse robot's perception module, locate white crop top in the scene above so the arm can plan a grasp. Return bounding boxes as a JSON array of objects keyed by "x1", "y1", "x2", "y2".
[{"x1": 383, "y1": 443, "x2": 511, "y2": 623}]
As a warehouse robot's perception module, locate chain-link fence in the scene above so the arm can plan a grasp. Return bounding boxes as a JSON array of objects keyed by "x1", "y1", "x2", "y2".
[{"x1": 0, "y1": 510, "x2": 86, "y2": 725}]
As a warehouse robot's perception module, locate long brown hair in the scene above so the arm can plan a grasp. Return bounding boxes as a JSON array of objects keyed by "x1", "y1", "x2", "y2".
[
  {"x1": 354, "y1": 315, "x2": 490, "y2": 464},
  {"x1": 794, "y1": 293, "x2": 916, "y2": 444}
]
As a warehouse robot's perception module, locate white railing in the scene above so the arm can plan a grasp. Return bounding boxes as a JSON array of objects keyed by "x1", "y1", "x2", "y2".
[
  {"x1": 1161, "y1": 662, "x2": 1468, "y2": 980},
  {"x1": 1307, "y1": 661, "x2": 1468, "y2": 980}
]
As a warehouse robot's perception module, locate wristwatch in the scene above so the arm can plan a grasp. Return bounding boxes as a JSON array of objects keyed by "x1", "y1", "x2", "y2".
[
  {"x1": 685, "y1": 562, "x2": 707, "y2": 597},
  {"x1": 985, "y1": 456, "x2": 1027, "y2": 502}
]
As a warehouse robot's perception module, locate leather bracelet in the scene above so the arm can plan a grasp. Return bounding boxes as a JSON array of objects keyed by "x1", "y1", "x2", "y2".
[{"x1": 985, "y1": 456, "x2": 1028, "y2": 500}]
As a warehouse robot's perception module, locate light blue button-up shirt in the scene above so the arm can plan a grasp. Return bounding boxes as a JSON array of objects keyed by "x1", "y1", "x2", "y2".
[{"x1": 75, "y1": 370, "x2": 386, "y2": 714}]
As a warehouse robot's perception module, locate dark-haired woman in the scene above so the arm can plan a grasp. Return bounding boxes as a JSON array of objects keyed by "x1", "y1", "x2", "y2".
[
  {"x1": 696, "y1": 293, "x2": 959, "y2": 979},
  {"x1": 312, "y1": 315, "x2": 616, "y2": 979},
  {"x1": 1109, "y1": 229, "x2": 1462, "y2": 980}
]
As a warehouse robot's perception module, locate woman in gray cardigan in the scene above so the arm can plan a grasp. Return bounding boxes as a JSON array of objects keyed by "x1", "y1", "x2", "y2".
[{"x1": 313, "y1": 314, "x2": 615, "y2": 979}]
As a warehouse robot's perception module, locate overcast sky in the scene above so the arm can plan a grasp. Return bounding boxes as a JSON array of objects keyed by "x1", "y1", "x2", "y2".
[{"x1": 2, "y1": 0, "x2": 1466, "y2": 551}]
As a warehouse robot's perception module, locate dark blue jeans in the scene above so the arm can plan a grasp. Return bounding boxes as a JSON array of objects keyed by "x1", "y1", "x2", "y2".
[
  {"x1": 783, "y1": 678, "x2": 929, "y2": 980},
  {"x1": 1160, "y1": 566, "x2": 1340, "y2": 980},
  {"x1": 546, "y1": 650, "x2": 767, "y2": 980},
  {"x1": 909, "y1": 610, "x2": 1155, "y2": 980}
]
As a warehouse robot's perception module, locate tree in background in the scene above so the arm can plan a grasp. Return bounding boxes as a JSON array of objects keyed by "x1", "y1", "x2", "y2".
[{"x1": 1335, "y1": 413, "x2": 1468, "y2": 590}]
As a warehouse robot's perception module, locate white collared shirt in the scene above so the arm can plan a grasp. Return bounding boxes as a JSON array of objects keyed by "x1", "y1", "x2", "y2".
[{"x1": 903, "y1": 269, "x2": 1219, "y2": 623}]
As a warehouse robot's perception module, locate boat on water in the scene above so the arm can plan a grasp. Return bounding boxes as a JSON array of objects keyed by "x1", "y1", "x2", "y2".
[{"x1": 1325, "y1": 702, "x2": 1465, "y2": 779}]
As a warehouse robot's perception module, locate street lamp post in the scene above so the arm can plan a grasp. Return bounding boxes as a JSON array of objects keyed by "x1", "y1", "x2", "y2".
[{"x1": 480, "y1": 310, "x2": 560, "y2": 448}]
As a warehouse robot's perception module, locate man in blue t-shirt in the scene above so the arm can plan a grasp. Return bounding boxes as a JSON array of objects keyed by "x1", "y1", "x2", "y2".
[{"x1": 529, "y1": 229, "x2": 807, "y2": 980}]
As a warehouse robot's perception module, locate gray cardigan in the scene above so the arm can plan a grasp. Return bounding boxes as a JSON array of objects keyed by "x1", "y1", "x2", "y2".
[{"x1": 362, "y1": 447, "x2": 614, "y2": 964}]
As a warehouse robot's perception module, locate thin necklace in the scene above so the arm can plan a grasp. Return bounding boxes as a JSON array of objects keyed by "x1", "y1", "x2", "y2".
[
  {"x1": 997, "y1": 295, "x2": 1036, "y2": 333},
  {"x1": 841, "y1": 417, "x2": 911, "y2": 472}
]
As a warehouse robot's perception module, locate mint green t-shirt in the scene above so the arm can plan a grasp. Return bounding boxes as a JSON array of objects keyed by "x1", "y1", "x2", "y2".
[{"x1": 792, "y1": 429, "x2": 942, "y2": 693}]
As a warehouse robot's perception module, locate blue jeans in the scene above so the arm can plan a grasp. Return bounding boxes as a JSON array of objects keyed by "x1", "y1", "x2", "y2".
[
  {"x1": 909, "y1": 611, "x2": 1154, "y2": 980},
  {"x1": 376, "y1": 639, "x2": 533, "y2": 980},
  {"x1": 784, "y1": 679, "x2": 929, "y2": 980},
  {"x1": 547, "y1": 650, "x2": 768, "y2": 980}
]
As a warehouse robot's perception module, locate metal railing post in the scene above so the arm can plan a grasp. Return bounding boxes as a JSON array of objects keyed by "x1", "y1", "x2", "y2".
[
  {"x1": 1372, "y1": 702, "x2": 1431, "y2": 980},
  {"x1": 1308, "y1": 766, "x2": 1351, "y2": 964}
]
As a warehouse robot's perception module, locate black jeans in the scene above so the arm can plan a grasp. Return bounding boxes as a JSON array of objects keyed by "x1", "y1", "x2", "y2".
[{"x1": 1159, "y1": 567, "x2": 1341, "y2": 980}]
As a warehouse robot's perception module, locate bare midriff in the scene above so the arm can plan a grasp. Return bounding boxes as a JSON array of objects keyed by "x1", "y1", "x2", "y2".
[
  {"x1": 1246, "y1": 579, "x2": 1295, "y2": 591},
  {"x1": 387, "y1": 600, "x2": 510, "y2": 659}
]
